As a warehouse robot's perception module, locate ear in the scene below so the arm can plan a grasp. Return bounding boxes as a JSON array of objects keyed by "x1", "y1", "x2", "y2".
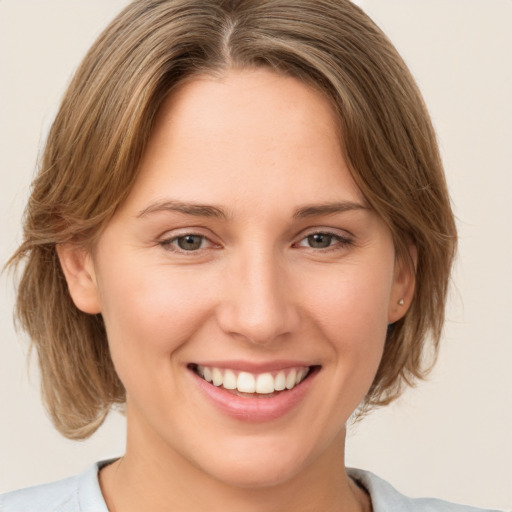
[
  {"x1": 56, "y1": 244, "x2": 101, "y2": 314},
  {"x1": 388, "y1": 244, "x2": 417, "y2": 324}
]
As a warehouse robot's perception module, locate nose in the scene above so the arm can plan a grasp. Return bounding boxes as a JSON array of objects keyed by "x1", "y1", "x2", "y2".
[{"x1": 216, "y1": 247, "x2": 300, "y2": 346}]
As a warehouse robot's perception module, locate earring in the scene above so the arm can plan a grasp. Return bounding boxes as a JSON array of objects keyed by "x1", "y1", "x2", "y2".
[{"x1": 398, "y1": 298, "x2": 405, "y2": 305}]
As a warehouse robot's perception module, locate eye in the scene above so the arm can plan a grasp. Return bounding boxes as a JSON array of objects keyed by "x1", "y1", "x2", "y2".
[
  {"x1": 160, "y1": 234, "x2": 210, "y2": 252},
  {"x1": 176, "y1": 234, "x2": 205, "y2": 251},
  {"x1": 296, "y1": 231, "x2": 352, "y2": 250},
  {"x1": 305, "y1": 233, "x2": 335, "y2": 249}
]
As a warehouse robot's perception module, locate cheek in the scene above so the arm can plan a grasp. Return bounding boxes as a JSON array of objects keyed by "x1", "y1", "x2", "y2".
[
  {"x1": 300, "y1": 260, "x2": 393, "y2": 392},
  {"x1": 302, "y1": 261, "x2": 393, "y2": 341},
  {"x1": 323, "y1": 282, "x2": 388, "y2": 374},
  {"x1": 97, "y1": 262, "x2": 216, "y2": 371}
]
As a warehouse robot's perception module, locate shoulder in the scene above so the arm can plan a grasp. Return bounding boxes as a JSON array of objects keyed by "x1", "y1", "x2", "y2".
[
  {"x1": 0, "y1": 462, "x2": 109, "y2": 512},
  {"x1": 348, "y1": 468, "x2": 503, "y2": 512}
]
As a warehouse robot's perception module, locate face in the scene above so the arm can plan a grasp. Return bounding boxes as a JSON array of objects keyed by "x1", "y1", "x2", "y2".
[{"x1": 62, "y1": 69, "x2": 413, "y2": 488}]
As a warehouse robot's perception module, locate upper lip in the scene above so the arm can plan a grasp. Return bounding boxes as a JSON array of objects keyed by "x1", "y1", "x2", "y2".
[{"x1": 188, "y1": 360, "x2": 319, "y2": 373}]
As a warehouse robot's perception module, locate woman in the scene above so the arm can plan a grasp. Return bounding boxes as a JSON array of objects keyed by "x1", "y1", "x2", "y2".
[{"x1": 0, "y1": 1, "x2": 503, "y2": 511}]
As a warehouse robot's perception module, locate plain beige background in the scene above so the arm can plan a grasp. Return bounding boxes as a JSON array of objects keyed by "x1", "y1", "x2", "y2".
[{"x1": 0, "y1": 1, "x2": 511, "y2": 509}]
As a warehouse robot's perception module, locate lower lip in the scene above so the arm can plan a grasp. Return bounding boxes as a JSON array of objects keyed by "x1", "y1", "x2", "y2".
[{"x1": 189, "y1": 368, "x2": 317, "y2": 422}]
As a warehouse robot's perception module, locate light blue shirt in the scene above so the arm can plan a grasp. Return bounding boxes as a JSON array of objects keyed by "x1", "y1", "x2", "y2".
[{"x1": 0, "y1": 462, "x2": 502, "y2": 511}]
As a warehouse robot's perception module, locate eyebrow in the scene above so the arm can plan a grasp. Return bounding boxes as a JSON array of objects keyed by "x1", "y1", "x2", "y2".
[
  {"x1": 293, "y1": 201, "x2": 368, "y2": 218},
  {"x1": 137, "y1": 200, "x2": 227, "y2": 219},
  {"x1": 137, "y1": 199, "x2": 367, "y2": 220}
]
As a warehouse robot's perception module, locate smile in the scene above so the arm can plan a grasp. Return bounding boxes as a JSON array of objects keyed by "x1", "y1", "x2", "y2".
[
  {"x1": 193, "y1": 364, "x2": 311, "y2": 395},
  {"x1": 188, "y1": 362, "x2": 320, "y2": 421}
]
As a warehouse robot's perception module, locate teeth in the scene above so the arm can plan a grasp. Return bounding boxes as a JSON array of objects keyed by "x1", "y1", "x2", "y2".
[
  {"x1": 237, "y1": 372, "x2": 256, "y2": 393},
  {"x1": 212, "y1": 368, "x2": 223, "y2": 387},
  {"x1": 255, "y1": 373, "x2": 274, "y2": 394},
  {"x1": 274, "y1": 371, "x2": 286, "y2": 391},
  {"x1": 223, "y1": 370, "x2": 237, "y2": 390},
  {"x1": 195, "y1": 365, "x2": 310, "y2": 394},
  {"x1": 285, "y1": 369, "x2": 297, "y2": 390},
  {"x1": 203, "y1": 366, "x2": 212, "y2": 383}
]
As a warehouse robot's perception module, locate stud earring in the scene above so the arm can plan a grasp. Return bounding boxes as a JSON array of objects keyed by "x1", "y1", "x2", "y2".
[{"x1": 398, "y1": 298, "x2": 405, "y2": 305}]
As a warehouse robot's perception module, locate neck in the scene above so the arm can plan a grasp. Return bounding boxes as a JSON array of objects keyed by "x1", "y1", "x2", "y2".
[{"x1": 100, "y1": 409, "x2": 370, "y2": 512}]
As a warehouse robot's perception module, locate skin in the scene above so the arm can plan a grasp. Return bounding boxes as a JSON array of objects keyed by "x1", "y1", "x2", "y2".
[{"x1": 59, "y1": 68, "x2": 415, "y2": 512}]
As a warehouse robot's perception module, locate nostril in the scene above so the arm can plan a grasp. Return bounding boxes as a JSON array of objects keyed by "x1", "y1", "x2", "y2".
[{"x1": 215, "y1": 278, "x2": 300, "y2": 345}]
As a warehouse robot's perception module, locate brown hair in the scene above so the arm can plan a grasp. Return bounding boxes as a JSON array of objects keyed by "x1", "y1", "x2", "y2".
[{"x1": 9, "y1": 0, "x2": 456, "y2": 439}]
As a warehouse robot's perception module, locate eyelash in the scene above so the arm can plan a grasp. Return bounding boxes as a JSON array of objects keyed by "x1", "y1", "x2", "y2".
[
  {"x1": 159, "y1": 233, "x2": 215, "y2": 253},
  {"x1": 158, "y1": 229, "x2": 353, "y2": 255},
  {"x1": 293, "y1": 231, "x2": 353, "y2": 252}
]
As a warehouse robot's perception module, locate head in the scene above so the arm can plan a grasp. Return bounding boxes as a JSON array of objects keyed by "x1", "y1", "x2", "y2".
[{"x1": 12, "y1": 0, "x2": 456, "y2": 444}]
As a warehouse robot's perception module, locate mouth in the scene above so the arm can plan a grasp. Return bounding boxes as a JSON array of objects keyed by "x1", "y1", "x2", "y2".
[{"x1": 188, "y1": 363, "x2": 319, "y2": 398}]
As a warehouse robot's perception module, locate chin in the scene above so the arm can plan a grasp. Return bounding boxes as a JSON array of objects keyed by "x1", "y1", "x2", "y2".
[
  {"x1": 188, "y1": 428, "x2": 333, "y2": 491},
  {"x1": 206, "y1": 457, "x2": 306, "y2": 490}
]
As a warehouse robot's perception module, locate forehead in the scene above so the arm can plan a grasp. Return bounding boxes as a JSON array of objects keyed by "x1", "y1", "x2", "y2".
[
  {"x1": 124, "y1": 68, "x2": 364, "y2": 213},
  {"x1": 160, "y1": 68, "x2": 341, "y2": 137}
]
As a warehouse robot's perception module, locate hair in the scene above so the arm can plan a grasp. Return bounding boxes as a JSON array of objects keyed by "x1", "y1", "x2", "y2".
[{"x1": 9, "y1": 0, "x2": 457, "y2": 439}]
